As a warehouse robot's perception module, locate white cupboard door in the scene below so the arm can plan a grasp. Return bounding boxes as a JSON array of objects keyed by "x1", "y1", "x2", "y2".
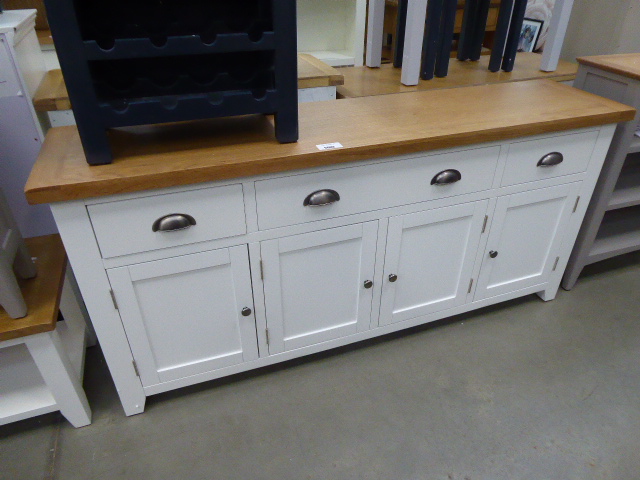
[
  {"x1": 475, "y1": 182, "x2": 582, "y2": 300},
  {"x1": 107, "y1": 246, "x2": 258, "y2": 387},
  {"x1": 261, "y1": 222, "x2": 378, "y2": 354},
  {"x1": 379, "y1": 200, "x2": 489, "y2": 326}
]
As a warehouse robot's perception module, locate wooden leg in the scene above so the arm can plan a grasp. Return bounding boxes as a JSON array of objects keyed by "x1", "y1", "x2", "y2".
[
  {"x1": 25, "y1": 330, "x2": 92, "y2": 428},
  {"x1": 393, "y1": 0, "x2": 409, "y2": 68},
  {"x1": 366, "y1": 0, "x2": 386, "y2": 67},
  {"x1": 500, "y1": 0, "x2": 527, "y2": 72},
  {"x1": 421, "y1": 0, "x2": 445, "y2": 80},
  {"x1": 488, "y1": 0, "x2": 514, "y2": 72},
  {"x1": 401, "y1": 0, "x2": 429, "y2": 86},
  {"x1": 434, "y1": 0, "x2": 458, "y2": 77},
  {"x1": 0, "y1": 256, "x2": 27, "y2": 319},
  {"x1": 540, "y1": 0, "x2": 575, "y2": 72},
  {"x1": 457, "y1": 0, "x2": 479, "y2": 61},
  {"x1": 468, "y1": 0, "x2": 491, "y2": 61}
]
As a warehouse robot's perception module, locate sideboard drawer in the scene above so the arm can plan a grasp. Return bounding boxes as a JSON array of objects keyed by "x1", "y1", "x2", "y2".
[
  {"x1": 501, "y1": 130, "x2": 600, "y2": 187},
  {"x1": 255, "y1": 146, "x2": 500, "y2": 230},
  {"x1": 88, "y1": 185, "x2": 246, "y2": 258}
]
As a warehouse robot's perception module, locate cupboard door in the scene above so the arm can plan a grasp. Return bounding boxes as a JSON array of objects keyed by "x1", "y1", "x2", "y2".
[
  {"x1": 261, "y1": 222, "x2": 378, "y2": 354},
  {"x1": 107, "y1": 246, "x2": 258, "y2": 387},
  {"x1": 379, "y1": 201, "x2": 489, "y2": 326},
  {"x1": 475, "y1": 182, "x2": 582, "y2": 300}
]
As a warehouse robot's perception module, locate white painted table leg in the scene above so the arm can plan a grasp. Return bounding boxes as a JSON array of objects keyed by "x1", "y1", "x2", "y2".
[
  {"x1": 401, "y1": 0, "x2": 429, "y2": 86},
  {"x1": 540, "y1": 0, "x2": 575, "y2": 72},
  {"x1": 25, "y1": 330, "x2": 92, "y2": 428},
  {"x1": 366, "y1": 0, "x2": 386, "y2": 67}
]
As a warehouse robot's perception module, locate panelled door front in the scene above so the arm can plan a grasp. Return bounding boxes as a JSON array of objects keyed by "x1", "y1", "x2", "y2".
[
  {"x1": 261, "y1": 222, "x2": 378, "y2": 354},
  {"x1": 379, "y1": 200, "x2": 489, "y2": 326},
  {"x1": 107, "y1": 246, "x2": 258, "y2": 387},
  {"x1": 475, "y1": 182, "x2": 582, "y2": 300}
]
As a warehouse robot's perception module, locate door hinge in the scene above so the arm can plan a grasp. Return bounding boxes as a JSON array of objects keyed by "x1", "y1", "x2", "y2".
[
  {"x1": 552, "y1": 256, "x2": 560, "y2": 271},
  {"x1": 573, "y1": 196, "x2": 581, "y2": 213},
  {"x1": 132, "y1": 360, "x2": 140, "y2": 377},
  {"x1": 260, "y1": 260, "x2": 264, "y2": 280},
  {"x1": 265, "y1": 328, "x2": 270, "y2": 345},
  {"x1": 109, "y1": 289, "x2": 119, "y2": 310},
  {"x1": 481, "y1": 215, "x2": 489, "y2": 233},
  {"x1": 468, "y1": 278, "x2": 474, "y2": 294}
]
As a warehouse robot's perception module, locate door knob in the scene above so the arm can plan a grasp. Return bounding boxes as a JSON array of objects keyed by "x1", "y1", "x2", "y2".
[
  {"x1": 241, "y1": 307, "x2": 252, "y2": 317},
  {"x1": 388, "y1": 274, "x2": 398, "y2": 282},
  {"x1": 364, "y1": 280, "x2": 373, "y2": 289},
  {"x1": 489, "y1": 251, "x2": 498, "y2": 258}
]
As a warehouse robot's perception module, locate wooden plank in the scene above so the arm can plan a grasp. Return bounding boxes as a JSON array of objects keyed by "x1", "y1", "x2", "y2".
[
  {"x1": 338, "y1": 52, "x2": 578, "y2": 98},
  {"x1": 0, "y1": 235, "x2": 66, "y2": 342},
  {"x1": 33, "y1": 55, "x2": 344, "y2": 113},
  {"x1": 539, "y1": 0, "x2": 575, "y2": 72},
  {"x1": 297, "y1": 54, "x2": 345, "y2": 88},
  {"x1": 577, "y1": 54, "x2": 640, "y2": 82},
  {"x1": 33, "y1": 69, "x2": 70, "y2": 112},
  {"x1": 25, "y1": 80, "x2": 635, "y2": 205}
]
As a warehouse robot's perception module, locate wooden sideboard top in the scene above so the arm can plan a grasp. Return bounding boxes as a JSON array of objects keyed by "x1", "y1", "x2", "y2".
[
  {"x1": 577, "y1": 54, "x2": 640, "y2": 82},
  {"x1": 25, "y1": 79, "x2": 635, "y2": 205}
]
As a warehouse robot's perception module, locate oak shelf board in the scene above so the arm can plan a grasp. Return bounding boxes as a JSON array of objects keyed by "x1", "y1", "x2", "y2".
[
  {"x1": 0, "y1": 235, "x2": 67, "y2": 342},
  {"x1": 337, "y1": 52, "x2": 578, "y2": 98},
  {"x1": 577, "y1": 54, "x2": 640, "y2": 82},
  {"x1": 33, "y1": 55, "x2": 344, "y2": 113},
  {"x1": 25, "y1": 80, "x2": 635, "y2": 205}
]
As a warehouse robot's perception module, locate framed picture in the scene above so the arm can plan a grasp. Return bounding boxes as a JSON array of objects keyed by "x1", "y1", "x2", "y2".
[{"x1": 518, "y1": 18, "x2": 544, "y2": 53}]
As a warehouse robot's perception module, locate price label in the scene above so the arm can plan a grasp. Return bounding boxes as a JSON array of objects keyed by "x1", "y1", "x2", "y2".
[{"x1": 316, "y1": 142, "x2": 344, "y2": 151}]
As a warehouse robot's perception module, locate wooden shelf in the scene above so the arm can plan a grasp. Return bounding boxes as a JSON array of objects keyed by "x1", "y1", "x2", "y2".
[
  {"x1": 589, "y1": 206, "x2": 640, "y2": 263},
  {"x1": 607, "y1": 154, "x2": 640, "y2": 211}
]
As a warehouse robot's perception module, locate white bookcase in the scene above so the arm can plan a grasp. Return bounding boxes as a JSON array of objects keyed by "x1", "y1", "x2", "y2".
[{"x1": 297, "y1": 0, "x2": 367, "y2": 67}]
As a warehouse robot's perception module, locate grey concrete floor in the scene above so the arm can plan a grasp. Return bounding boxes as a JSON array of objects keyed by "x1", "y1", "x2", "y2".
[{"x1": 2, "y1": 253, "x2": 640, "y2": 480}]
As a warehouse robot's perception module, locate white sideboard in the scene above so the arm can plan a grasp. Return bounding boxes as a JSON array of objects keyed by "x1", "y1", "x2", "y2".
[{"x1": 48, "y1": 125, "x2": 615, "y2": 415}]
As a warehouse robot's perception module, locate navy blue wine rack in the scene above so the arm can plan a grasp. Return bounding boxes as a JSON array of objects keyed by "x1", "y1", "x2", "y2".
[{"x1": 43, "y1": 0, "x2": 299, "y2": 165}]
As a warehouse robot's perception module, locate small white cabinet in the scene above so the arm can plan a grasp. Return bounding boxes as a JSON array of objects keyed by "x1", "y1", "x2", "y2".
[
  {"x1": 475, "y1": 182, "x2": 582, "y2": 300},
  {"x1": 107, "y1": 246, "x2": 258, "y2": 387},
  {"x1": 379, "y1": 200, "x2": 489, "y2": 326},
  {"x1": 261, "y1": 222, "x2": 378, "y2": 353}
]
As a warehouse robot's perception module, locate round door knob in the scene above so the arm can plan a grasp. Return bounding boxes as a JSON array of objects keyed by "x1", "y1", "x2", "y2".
[
  {"x1": 388, "y1": 274, "x2": 398, "y2": 282},
  {"x1": 364, "y1": 280, "x2": 373, "y2": 289},
  {"x1": 489, "y1": 251, "x2": 498, "y2": 258},
  {"x1": 241, "y1": 307, "x2": 252, "y2": 317}
]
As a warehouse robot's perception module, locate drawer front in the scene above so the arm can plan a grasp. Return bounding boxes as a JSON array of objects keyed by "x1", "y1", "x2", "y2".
[
  {"x1": 501, "y1": 130, "x2": 600, "y2": 187},
  {"x1": 88, "y1": 185, "x2": 246, "y2": 258},
  {"x1": 255, "y1": 146, "x2": 500, "y2": 230}
]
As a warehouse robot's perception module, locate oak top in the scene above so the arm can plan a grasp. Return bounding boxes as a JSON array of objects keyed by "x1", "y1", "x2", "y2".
[
  {"x1": 0, "y1": 235, "x2": 66, "y2": 342},
  {"x1": 577, "y1": 54, "x2": 640, "y2": 82},
  {"x1": 25, "y1": 80, "x2": 635, "y2": 205},
  {"x1": 337, "y1": 52, "x2": 578, "y2": 98}
]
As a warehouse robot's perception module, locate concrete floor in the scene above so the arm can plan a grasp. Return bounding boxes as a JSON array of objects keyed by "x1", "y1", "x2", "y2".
[{"x1": 2, "y1": 253, "x2": 640, "y2": 480}]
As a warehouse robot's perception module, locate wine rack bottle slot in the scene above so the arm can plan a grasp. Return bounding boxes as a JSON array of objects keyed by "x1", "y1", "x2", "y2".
[{"x1": 46, "y1": 0, "x2": 297, "y2": 164}]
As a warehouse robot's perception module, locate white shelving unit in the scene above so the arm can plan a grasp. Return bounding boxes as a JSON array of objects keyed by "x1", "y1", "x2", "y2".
[{"x1": 297, "y1": 0, "x2": 367, "y2": 66}]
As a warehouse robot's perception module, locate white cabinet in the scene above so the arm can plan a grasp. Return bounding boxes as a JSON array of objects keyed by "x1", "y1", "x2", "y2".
[
  {"x1": 261, "y1": 222, "x2": 378, "y2": 353},
  {"x1": 379, "y1": 201, "x2": 489, "y2": 326},
  {"x1": 107, "y1": 246, "x2": 258, "y2": 387},
  {"x1": 475, "y1": 183, "x2": 582, "y2": 300}
]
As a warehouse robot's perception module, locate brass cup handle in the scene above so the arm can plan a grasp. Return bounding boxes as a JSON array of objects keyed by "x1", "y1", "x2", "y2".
[{"x1": 152, "y1": 213, "x2": 197, "y2": 232}]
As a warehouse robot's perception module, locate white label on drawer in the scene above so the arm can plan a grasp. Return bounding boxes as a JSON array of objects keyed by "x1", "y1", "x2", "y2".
[{"x1": 316, "y1": 142, "x2": 344, "y2": 151}]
